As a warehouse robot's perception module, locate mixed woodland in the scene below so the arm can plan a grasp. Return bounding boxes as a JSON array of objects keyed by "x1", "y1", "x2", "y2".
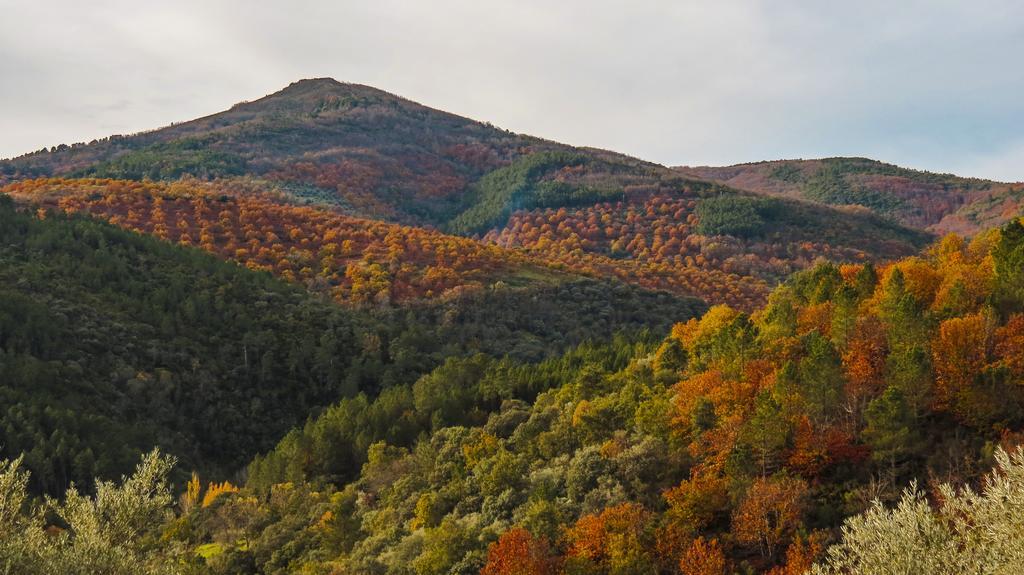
[
  {"x1": 2, "y1": 201, "x2": 1023, "y2": 574},
  {"x1": 0, "y1": 78, "x2": 1023, "y2": 574}
]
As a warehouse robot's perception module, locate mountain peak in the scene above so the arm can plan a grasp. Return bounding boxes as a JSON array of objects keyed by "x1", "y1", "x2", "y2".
[
  {"x1": 277, "y1": 77, "x2": 348, "y2": 95},
  {"x1": 290, "y1": 77, "x2": 344, "y2": 87},
  {"x1": 267, "y1": 77, "x2": 395, "y2": 101},
  {"x1": 224, "y1": 77, "x2": 408, "y2": 116}
]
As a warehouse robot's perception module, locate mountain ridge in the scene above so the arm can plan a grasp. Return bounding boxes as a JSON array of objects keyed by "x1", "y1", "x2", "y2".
[
  {"x1": 678, "y1": 157, "x2": 1024, "y2": 235},
  {"x1": 680, "y1": 156, "x2": 1017, "y2": 184}
]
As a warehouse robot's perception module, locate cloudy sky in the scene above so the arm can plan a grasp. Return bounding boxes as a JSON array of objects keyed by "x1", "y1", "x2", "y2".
[{"x1": 2, "y1": 0, "x2": 1023, "y2": 180}]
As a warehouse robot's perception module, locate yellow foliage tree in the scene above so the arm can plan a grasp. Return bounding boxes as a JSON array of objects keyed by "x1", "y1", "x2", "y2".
[
  {"x1": 201, "y1": 481, "x2": 239, "y2": 508},
  {"x1": 181, "y1": 471, "x2": 201, "y2": 513}
]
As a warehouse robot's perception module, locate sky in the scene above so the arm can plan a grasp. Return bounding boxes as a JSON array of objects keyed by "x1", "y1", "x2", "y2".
[{"x1": 2, "y1": 0, "x2": 1023, "y2": 181}]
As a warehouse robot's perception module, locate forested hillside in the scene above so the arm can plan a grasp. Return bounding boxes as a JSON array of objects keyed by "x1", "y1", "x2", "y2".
[
  {"x1": 680, "y1": 158, "x2": 1024, "y2": 235},
  {"x1": 1, "y1": 78, "x2": 1021, "y2": 575},
  {"x1": 0, "y1": 195, "x2": 703, "y2": 497},
  {"x1": 3, "y1": 215, "x2": 1017, "y2": 573},
  {"x1": 2, "y1": 176, "x2": 929, "y2": 310},
  {"x1": 151, "y1": 217, "x2": 1020, "y2": 574},
  {"x1": 6, "y1": 178, "x2": 549, "y2": 305},
  {"x1": 483, "y1": 186, "x2": 928, "y2": 310}
]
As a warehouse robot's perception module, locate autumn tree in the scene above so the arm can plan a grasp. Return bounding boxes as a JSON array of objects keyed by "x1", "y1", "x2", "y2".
[
  {"x1": 995, "y1": 314, "x2": 1024, "y2": 378},
  {"x1": 201, "y1": 480, "x2": 240, "y2": 508},
  {"x1": 679, "y1": 537, "x2": 727, "y2": 575},
  {"x1": 481, "y1": 528, "x2": 558, "y2": 575},
  {"x1": 786, "y1": 416, "x2": 829, "y2": 477},
  {"x1": 660, "y1": 472, "x2": 730, "y2": 559},
  {"x1": 769, "y1": 532, "x2": 825, "y2": 575},
  {"x1": 932, "y1": 312, "x2": 995, "y2": 423},
  {"x1": 565, "y1": 502, "x2": 657, "y2": 574},
  {"x1": 841, "y1": 316, "x2": 888, "y2": 424},
  {"x1": 732, "y1": 476, "x2": 808, "y2": 560},
  {"x1": 181, "y1": 472, "x2": 201, "y2": 513}
]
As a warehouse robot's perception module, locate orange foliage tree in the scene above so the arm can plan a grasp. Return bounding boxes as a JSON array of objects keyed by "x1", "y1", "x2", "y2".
[
  {"x1": 679, "y1": 537, "x2": 727, "y2": 575},
  {"x1": 932, "y1": 312, "x2": 994, "y2": 419},
  {"x1": 995, "y1": 314, "x2": 1024, "y2": 378},
  {"x1": 481, "y1": 528, "x2": 558, "y2": 575},
  {"x1": 564, "y1": 503, "x2": 656, "y2": 573},
  {"x1": 731, "y1": 476, "x2": 808, "y2": 560}
]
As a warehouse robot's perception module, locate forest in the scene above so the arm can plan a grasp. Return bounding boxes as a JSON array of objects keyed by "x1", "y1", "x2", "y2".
[
  {"x1": 0, "y1": 78, "x2": 1022, "y2": 575},
  {"x1": 2, "y1": 177, "x2": 929, "y2": 311},
  {"x1": 2, "y1": 189, "x2": 1022, "y2": 572},
  {"x1": 0, "y1": 194, "x2": 703, "y2": 497},
  {"x1": 484, "y1": 188, "x2": 927, "y2": 310},
  {"x1": 165, "y1": 218, "x2": 1024, "y2": 574}
]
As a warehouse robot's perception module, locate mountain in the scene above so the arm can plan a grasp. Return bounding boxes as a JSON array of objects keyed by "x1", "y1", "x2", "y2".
[
  {"x1": 678, "y1": 157, "x2": 1024, "y2": 235},
  {"x1": 0, "y1": 83, "x2": 945, "y2": 498},
  {"x1": 0, "y1": 78, "x2": 633, "y2": 226},
  {"x1": 0, "y1": 80, "x2": 933, "y2": 311}
]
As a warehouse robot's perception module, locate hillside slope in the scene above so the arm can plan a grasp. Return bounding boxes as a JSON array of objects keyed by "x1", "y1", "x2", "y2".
[
  {"x1": 0, "y1": 194, "x2": 705, "y2": 496},
  {"x1": 107, "y1": 217, "x2": 1024, "y2": 574},
  {"x1": 5, "y1": 177, "x2": 931, "y2": 311},
  {"x1": 483, "y1": 183, "x2": 930, "y2": 309},
  {"x1": 679, "y1": 157, "x2": 1024, "y2": 235}
]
